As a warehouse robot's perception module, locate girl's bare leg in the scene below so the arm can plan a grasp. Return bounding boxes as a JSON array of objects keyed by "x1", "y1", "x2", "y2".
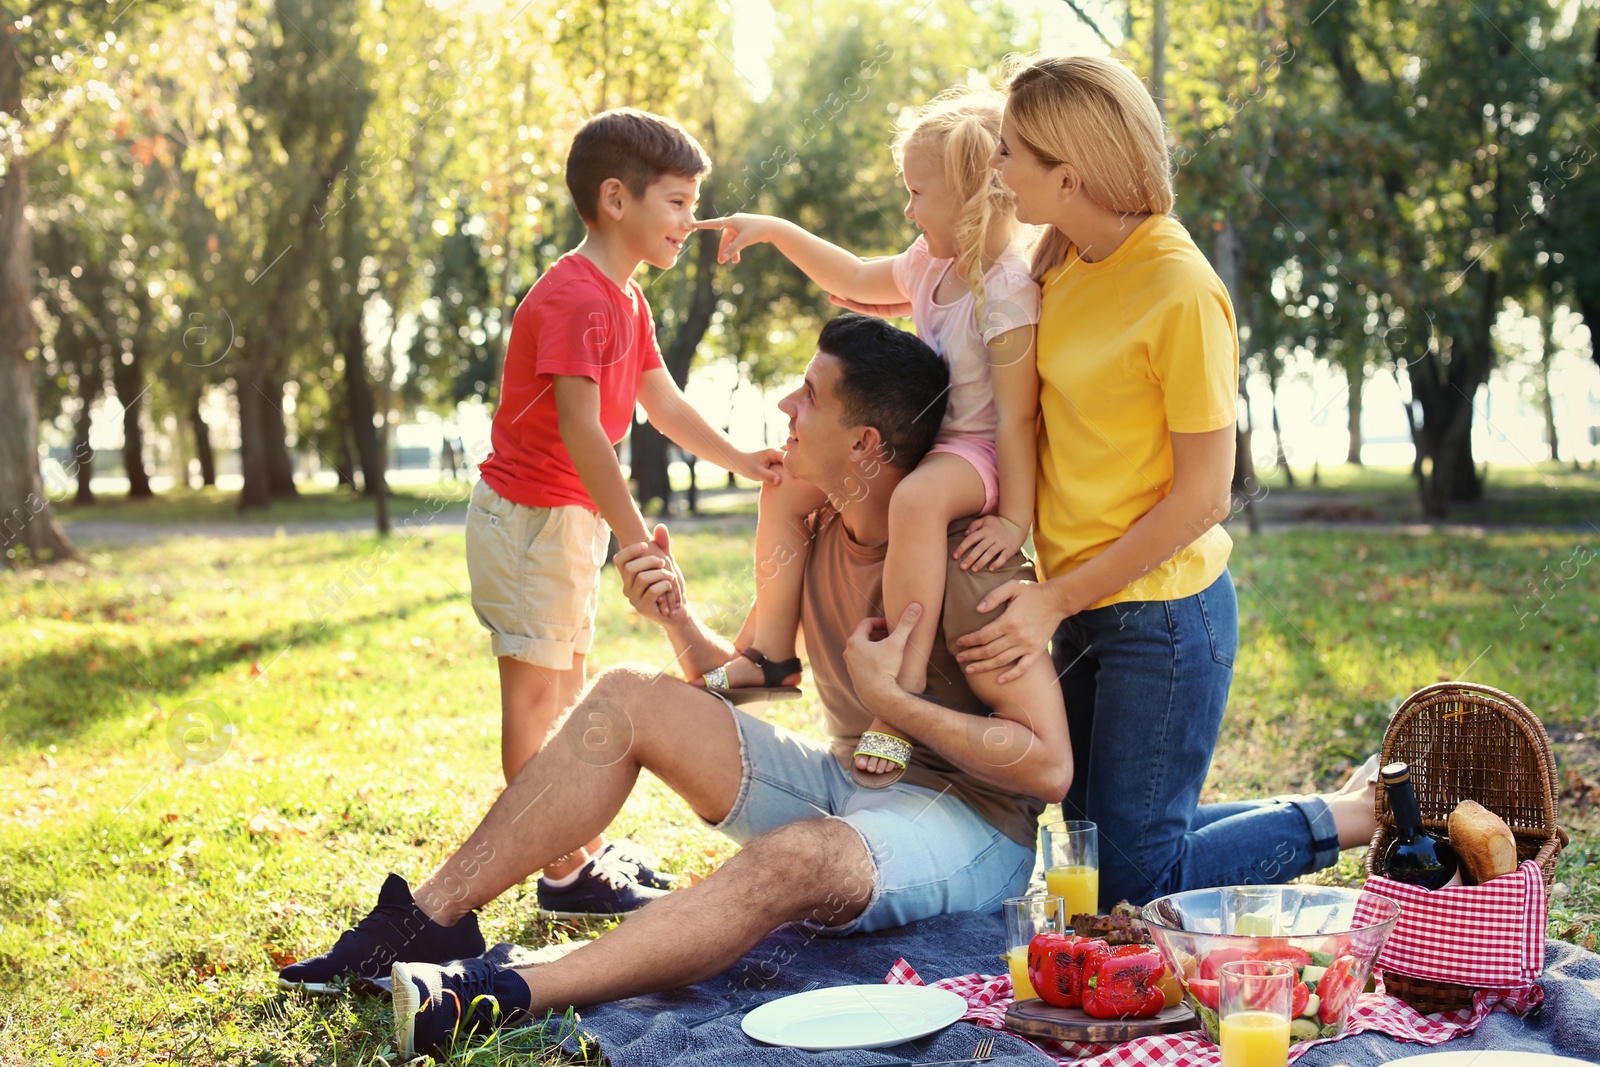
[
  {"x1": 712, "y1": 475, "x2": 828, "y2": 689},
  {"x1": 859, "y1": 453, "x2": 987, "y2": 775}
]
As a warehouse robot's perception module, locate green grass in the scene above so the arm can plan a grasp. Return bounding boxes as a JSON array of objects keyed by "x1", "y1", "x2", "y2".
[
  {"x1": 44, "y1": 482, "x2": 473, "y2": 526},
  {"x1": 46, "y1": 472, "x2": 766, "y2": 529},
  {"x1": 1252, "y1": 461, "x2": 1600, "y2": 525},
  {"x1": 2, "y1": 518, "x2": 1597, "y2": 1064}
]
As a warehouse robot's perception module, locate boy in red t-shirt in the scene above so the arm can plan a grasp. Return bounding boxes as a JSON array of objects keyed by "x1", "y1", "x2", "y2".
[
  {"x1": 470, "y1": 110, "x2": 780, "y2": 915},
  {"x1": 275, "y1": 109, "x2": 783, "y2": 992}
]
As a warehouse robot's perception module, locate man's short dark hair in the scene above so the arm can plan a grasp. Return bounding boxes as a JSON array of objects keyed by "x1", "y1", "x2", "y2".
[
  {"x1": 565, "y1": 108, "x2": 711, "y2": 223},
  {"x1": 817, "y1": 313, "x2": 949, "y2": 472}
]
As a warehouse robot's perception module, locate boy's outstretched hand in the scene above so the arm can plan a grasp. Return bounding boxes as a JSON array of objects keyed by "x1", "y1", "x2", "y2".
[
  {"x1": 737, "y1": 447, "x2": 786, "y2": 487},
  {"x1": 692, "y1": 214, "x2": 779, "y2": 265}
]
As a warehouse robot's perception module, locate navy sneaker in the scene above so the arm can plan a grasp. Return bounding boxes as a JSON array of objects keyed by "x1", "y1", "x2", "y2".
[
  {"x1": 392, "y1": 958, "x2": 529, "y2": 1059},
  {"x1": 277, "y1": 873, "x2": 485, "y2": 995},
  {"x1": 537, "y1": 847, "x2": 671, "y2": 919},
  {"x1": 599, "y1": 840, "x2": 677, "y2": 890}
]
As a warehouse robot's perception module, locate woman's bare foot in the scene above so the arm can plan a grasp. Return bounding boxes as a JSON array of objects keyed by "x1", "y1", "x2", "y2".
[{"x1": 1325, "y1": 754, "x2": 1380, "y2": 849}]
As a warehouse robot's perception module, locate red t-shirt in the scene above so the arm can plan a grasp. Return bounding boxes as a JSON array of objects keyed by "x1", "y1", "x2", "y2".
[{"x1": 478, "y1": 253, "x2": 664, "y2": 510}]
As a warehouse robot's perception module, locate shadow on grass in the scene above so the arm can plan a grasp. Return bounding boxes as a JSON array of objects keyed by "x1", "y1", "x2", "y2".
[{"x1": 0, "y1": 592, "x2": 462, "y2": 747}]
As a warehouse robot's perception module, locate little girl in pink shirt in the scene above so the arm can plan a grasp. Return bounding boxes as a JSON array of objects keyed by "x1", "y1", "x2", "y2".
[{"x1": 694, "y1": 88, "x2": 1040, "y2": 787}]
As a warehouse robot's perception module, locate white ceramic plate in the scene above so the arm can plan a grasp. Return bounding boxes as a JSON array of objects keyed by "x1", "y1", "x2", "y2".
[
  {"x1": 1390, "y1": 1053, "x2": 1593, "y2": 1066},
  {"x1": 740, "y1": 983, "x2": 967, "y2": 1051}
]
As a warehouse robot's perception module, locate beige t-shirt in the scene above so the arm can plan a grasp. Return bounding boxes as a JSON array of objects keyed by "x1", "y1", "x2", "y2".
[{"x1": 800, "y1": 506, "x2": 1049, "y2": 849}]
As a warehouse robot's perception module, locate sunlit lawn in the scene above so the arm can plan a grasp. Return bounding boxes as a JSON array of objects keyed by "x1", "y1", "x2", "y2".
[
  {"x1": 1253, "y1": 460, "x2": 1600, "y2": 525},
  {"x1": 2, "y1": 515, "x2": 1597, "y2": 1064}
]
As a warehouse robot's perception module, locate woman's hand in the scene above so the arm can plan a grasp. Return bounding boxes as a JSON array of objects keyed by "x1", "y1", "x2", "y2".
[
  {"x1": 955, "y1": 579, "x2": 1066, "y2": 684},
  {"x1": 692, "y1": 214, "x2": 780, "y2": 265},
  {"x1": 953, "y1": 514, "x2": 1026, "y2": 572}
]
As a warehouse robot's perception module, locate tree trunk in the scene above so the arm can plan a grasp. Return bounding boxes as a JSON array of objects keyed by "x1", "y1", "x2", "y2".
[
  {"x1": 335, "y1": 429, "x2": 357, "y2": 488},
  {"x1": 339, "y1": 301, "x2": 385, "y2": 499},
  {"x1": 634, "y1": 215, "x2": 723, "y2": 514},
  {"x1": 1150, "y1": 0, "x2": 1168, "y2": 120},
  {"x1": 1409, "y1": 337, "x2": 1486, "y2": 518},
  {"x1": 0, "y1": 48, "x2": 77, "y2": 564},
  {"x1": 112, "y1": 354, "x2": 153, "y2": 499},
  {"x1": 236, "y1": 125, "x2": 361, "y2": 508},
  {"x1": 263, "y1": 374, "x2": 299, "y2": 497},
  {"x1": 190, "y1": 395, "x2": 217, "y2": 487},
  {"x1": 1345, "y1": 359, "x2": 1364, "y2": 466},
  {"x1": 1211, "y1": 217, "x2": 1256, "y2": 531},
  {"x1": 1536, "y1": 306, "x2": 1558, "y2": 462},
  {"x1": 236, "y1": 371, "x2": 274, "y2": 510},
  {"x1": 72, "y1": 357, "x2": 104, "y2": 505}
]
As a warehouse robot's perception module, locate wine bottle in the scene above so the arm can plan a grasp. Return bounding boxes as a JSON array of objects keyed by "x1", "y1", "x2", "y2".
[{"x1": 1381, "y1": 762, "x2": 1460, "y2": 889}]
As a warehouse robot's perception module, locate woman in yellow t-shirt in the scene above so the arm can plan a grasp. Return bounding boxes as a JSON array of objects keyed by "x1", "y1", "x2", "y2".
[{"x1": 956, "y1": 55, "x2": 1375, "y2": 907}]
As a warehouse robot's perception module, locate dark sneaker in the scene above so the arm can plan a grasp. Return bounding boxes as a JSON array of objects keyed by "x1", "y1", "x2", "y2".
[
  {"x1": 537, "y1": 847, "x2": 671, "y2": 919},
  {"x1": 277, "y1": 873, "x2": 485, "y2": 995},
  {"x1": 392, "y1": 958, "x2": 528, "y2": 1059},
  {"x1": 599, "y1": 840, "x2": 677, "y2": 890}
]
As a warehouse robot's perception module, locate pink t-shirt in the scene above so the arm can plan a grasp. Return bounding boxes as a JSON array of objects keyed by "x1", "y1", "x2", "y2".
[{"x1": 891, "y1": 236, "x2": 1041, "y2": 442}]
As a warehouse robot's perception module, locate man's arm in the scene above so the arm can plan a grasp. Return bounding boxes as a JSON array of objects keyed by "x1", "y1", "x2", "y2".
[
  {"x1": 844, "y1": 604, "x2": 1072, "y2": 802},
  {"x1": 614, "y1": 528, "x2": 737, "y2": 681}
]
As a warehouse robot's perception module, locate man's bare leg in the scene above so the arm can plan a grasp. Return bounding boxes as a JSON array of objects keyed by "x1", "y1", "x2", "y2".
[
  {"x1": 410, "y1": 666, "x2": 746, "y2": 925},
  {"x1": 511, "y1": 818, "x2": 874, "y2": 1011}
]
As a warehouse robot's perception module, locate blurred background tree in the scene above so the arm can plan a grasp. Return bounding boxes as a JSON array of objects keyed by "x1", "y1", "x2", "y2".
[{"x1": 4, "y1": 0, "x2": 1598, "y2": 565}]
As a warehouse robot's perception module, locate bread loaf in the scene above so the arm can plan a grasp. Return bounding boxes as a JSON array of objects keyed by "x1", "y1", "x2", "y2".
[{"x1": 1447, "y1": 800, "x2": 1519, "y2": 884}]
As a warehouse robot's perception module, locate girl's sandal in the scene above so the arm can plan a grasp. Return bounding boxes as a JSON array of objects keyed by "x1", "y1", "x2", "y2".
[
  {"x1": 851, "y1": 730, "x2": 912, "y2": 789},
  {"x1": 700, "y1": 648, "x2": 803, "y2": 707}
]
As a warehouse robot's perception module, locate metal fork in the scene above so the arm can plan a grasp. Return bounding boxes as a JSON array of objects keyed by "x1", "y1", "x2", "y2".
[
  {"x1": 689, "y1": 978, "x2": 821, "y2": 1030},
  {"x1": 913, "y1": 1033, "x2": 996, "y2": 1066}
]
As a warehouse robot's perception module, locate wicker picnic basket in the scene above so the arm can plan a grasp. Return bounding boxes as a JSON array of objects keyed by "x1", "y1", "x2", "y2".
[{"x1": 1363, "y1": 681, "x2": 1568, "y2": 1014}]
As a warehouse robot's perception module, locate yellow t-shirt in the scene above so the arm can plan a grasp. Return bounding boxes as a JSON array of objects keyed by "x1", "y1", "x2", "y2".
[{"x1": 1034, "y1": 213, "x2": 1238, "y2": 608}]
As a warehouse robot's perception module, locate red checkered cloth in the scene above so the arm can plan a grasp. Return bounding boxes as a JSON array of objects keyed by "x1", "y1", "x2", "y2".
[
  {"x1": 884, "y1": 960, "x2": 1541, "y2": 1065},
  {"x1": 1353, "y1": 859, "x2": 1546, "y2": 989}
]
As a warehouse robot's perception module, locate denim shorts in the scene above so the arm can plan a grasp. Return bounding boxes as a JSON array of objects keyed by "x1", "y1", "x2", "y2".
[{"x1": 710, "y1": 703, "x2": 1034, "y2": 934}]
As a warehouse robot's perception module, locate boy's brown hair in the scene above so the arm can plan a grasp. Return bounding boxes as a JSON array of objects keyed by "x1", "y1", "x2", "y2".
[{"x1": 565, "y1": 108, "x2": 711, "y2": 223}]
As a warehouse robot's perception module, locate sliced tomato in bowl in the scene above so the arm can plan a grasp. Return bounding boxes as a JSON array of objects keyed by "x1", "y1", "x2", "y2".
[
  {"x1": 1317, "y1": 955, "x2": 1359, "y2": 1025},
  {"x1": 1187, "y1": 977, "x2": 1220, "y2": 1011}
]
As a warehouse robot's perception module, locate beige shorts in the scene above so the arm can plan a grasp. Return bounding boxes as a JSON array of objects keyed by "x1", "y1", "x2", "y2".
[{"x1": 465, "y1": 479, "x2": 611, "y2": 669}]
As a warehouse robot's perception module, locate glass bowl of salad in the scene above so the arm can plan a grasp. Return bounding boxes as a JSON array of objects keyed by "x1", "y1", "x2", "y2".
[{"x1": 1141, "y1": 885, "x2": 1400, "y2": 1043}]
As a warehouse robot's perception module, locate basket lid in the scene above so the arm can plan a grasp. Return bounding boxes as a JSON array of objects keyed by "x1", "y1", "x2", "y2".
[{"x1": 1375, "y1": 682, "x2": 1560, "y2": 838}]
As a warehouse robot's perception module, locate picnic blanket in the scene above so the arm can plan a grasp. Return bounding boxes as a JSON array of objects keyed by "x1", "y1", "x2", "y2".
[{"x1": 547, "y1": 911, "x2": 1600, "y2": 1066}]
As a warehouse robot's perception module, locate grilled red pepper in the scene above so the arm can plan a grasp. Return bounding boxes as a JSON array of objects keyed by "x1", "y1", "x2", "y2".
[
  {"x1": 1027, "y1": 933, "x2": 1109, "y2": 1009},
  {"x1": 1082, "y1": 945, "x2": 1169, "y2": 1019}
]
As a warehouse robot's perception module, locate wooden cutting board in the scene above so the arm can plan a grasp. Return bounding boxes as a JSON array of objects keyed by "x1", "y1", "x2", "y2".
[{"x1": 1003, "y1": 999, "x2": 1200, "y2": 1043}]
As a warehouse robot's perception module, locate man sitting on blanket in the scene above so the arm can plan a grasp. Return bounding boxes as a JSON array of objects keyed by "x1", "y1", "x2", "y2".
[{"x1": 278, "y1": 313, "x2": 1074, "y2": 1059}]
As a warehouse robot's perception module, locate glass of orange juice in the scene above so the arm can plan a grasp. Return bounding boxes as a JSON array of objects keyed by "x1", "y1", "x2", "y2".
[
  {"x1": 1042, "y1": 820, "x2": 1098, "y2": 920},
  {"x1": 1002, "y1": 894, "x2": 1062, "y2": 1001},
  {"x1": 1218, "y1": 960, "x2": 1293, "y2": 1067}
]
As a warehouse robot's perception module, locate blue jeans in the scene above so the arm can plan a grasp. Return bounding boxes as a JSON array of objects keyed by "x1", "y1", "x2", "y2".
[{"x1": 1050, "y1": 569, "x2": 1341, "y2": 907}]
